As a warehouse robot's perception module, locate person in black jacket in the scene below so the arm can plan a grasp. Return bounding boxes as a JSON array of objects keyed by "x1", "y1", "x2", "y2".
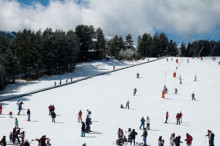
[
  {"x1": 51, "y1": 111, "x2": 56, "y2": 123},
  {"x1": 174, "y1": 136, "x2": 182, "y2": 146},
  {"x1": 27, "y1": 109, "x2": 31, "y2": 121},
  {"x1": 142, "y1": 128, "x2": 148, "y2": 146},
  {"x1": 81, "y1": 122, "x2": 85, "y2": 137},
  {"x1": 0, "y1": 136, "x2": 6, "y2": 146},
  {"x1": 130, "y1": 129, "x2": 137, "y2": 145},
  {"x1": 206, "y1": 130, "x2": 215, "y2": 146}
]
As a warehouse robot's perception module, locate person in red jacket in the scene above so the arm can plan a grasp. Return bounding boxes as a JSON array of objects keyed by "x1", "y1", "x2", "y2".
[
  {"x1": 179, "y1": 112, "x2": 182, "y2": 123},
  {"x1": 78, "y1": 110, "x2": 82, "y2": 122},
  {"x1": 185, "y1": 133, "x2": 193, "y2": 146},
  {"x1": 0, "y1": 104, "x2": 2, "y2": 114},
  {"x1": 165, "y1": 111, "x2": 169, "y2": 123},
  {"x1": 0, "y1": 136, "x2": 6, "y2": 146}
]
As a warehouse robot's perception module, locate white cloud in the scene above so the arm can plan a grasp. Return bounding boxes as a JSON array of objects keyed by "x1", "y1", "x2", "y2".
[{"x1": 0, "y1": 0, "x2": 219, "y2": 41}]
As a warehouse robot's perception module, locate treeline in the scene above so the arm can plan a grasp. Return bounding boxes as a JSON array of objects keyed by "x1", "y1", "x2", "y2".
[{"x1": 0, "y1": 25, "x2": 220, "y2": 90}]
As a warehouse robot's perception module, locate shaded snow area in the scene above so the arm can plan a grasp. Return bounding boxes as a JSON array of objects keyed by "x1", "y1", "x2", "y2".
[{"x1": 0, "y1": 57, "x2": 220, "y2": 146}]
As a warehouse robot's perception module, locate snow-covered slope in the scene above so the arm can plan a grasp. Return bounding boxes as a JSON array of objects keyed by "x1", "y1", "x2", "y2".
[{"x1": 0, "y1": 57, "x2": 220, "y2": 146}]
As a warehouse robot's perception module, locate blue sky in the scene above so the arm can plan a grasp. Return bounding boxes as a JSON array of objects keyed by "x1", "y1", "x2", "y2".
[{"x1": 1, "y1": 0, "x2": 220, "y2": 44}]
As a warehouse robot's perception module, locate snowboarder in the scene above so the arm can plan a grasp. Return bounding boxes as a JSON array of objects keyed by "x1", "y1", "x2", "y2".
[
  {"x1": 136, "y1": 73, "x2": 140, "y2": 78},
  {"x1": 78, "y1": 110, "x2": 82, "y2": 122},
  {"x1": 125, "y1": 100, "x2": 129, "y2": 109},
  {"x1": 192, "y1": 93, "x2": 195, "y2": 100},
  {"x1": 0, "y1": 104, "x2": 2, "y2": 114},
  {"x1": 51, "y1": 111, "x2": 56, "y2": 123},
  {"x1": 165, "y1": 111, "x2": 169, "y2": 123},
  {"x1": 9, "y1": 111, "x2": 13, "y2": 118},
  {"x1": 179, "y1": 112, "x2": 182, "y2": 123},
  {"x1": 130, "y1": 129, "x2": 137, "y2": 145},
  {"x1": 170, "y1": 133, "x2": 175, "y2": 146},
  {"x1": 206, "y1": 130, "x2": 215, "y2": 146},
  {"x1": 176, "y1": 113, "x2": 180, "y2": 125},
  {"x1": 174, "y1": 136, "x2": 182, "y2": 146},
  {"x1": 81, "y1": 121, "x2": 86, "y2": 137},
  {"x1": 174, "y1": 88, "x2": 178, "y2": 94},
  {"x1": 27, "y1": 109, "x2": 31, "y2": 121},
  {"x1": 185, "y1": 133, "x2": 193, "y2": 146},
  {"x1": 194, "y1": 75, "x2": 197, "y2": 81},
  {"x1": 146, "y1": 116, "x2": 150, "y2": 130},
  {"x1": 141, "y1": 128, "x2": 148, "y2": 146},
  {"x1": 139, "y1": 117, "x2": 145, "y2": 129},
  {"x1": 133, "y1": 88, "x2": 137, "y2": 96},
  {"x1": 158, "y1": 136, "x2": 165, "y2": 146},
  {"x1": 15, "y1": 118, "x2": 18, "y2": 127},
  {"x1": 0, "y1": 136, "x2": 6, "y2": 146}
]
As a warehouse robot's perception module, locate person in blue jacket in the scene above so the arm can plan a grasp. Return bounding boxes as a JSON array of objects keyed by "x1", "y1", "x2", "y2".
[{"x1": 139, "y1": 117, "x2": 145, "y2": 129}]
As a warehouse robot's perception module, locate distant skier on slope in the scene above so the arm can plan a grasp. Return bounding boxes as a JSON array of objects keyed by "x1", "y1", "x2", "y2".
[
  {"x1": 174, "y1": 135, "x2": 182, "y2": 146},
  {"x1": 174, "y1": 88, "x2": 178, "y2": 94},
  {"x1": 133, "y1": 88, "x2": 137, "y2": 96},
  {"x1": 141, "y1": 128, "x2": 148, "y2": 146},
  {"x1": 176, "y1": 113, "x2": 180, "y2": 125},
  {"x1": 51, "y1": 111, "x2": 56, "y2": 123},
  {"x1": 158, "y1": 136, "x2": 165, "y2": 146},
  {"x1": 192, "y1": 93, "x2": 195, "y2": 100},
  {"x1": 170, "y1": 133, "x2": 175, "y2": 146},
  {"x1": 27, "y1": 109, "x2": 31, "y2": 121},
  {"x1": 139, "y1": 117, "x2": 145, "y2": 129},
  {"x1": 136, "y1": 73, "x2": 140, "y2": 78},
  {"x1": 78, "y1": 110, "x2": 82, "y2": 122},
  {"x1": 179, "y1": 112, "x2": 182, "y2": 123},
  {"x1": 194, "y1": 75, "x2": 197, "y2": 81},
  {"x1": 165, "y1": 111, "x2": 169, "y2": 123},
  {"x1": 130, "y1": 129, "x2": 137, "y2": 145},
  {"x1": 146, "y1": 116, "x2": 150, "y2": 130},
  {"x1": 81, "y1": 121, "x2": 86, "y2": 137},
  {"x1": 125, "y1": 100, "x2": 129, "y2": 109},
  {"x1": 185, "y1": 133, "x2": 193, "y2": 146},
  {"x1": 0, "y1": 104, "x2": 2, "y2": 114}
]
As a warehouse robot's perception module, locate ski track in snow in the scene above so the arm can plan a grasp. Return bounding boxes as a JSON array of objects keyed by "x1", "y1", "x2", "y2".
[{"x1": 0, "y1": 57, "x2": 220, "y2": 146}]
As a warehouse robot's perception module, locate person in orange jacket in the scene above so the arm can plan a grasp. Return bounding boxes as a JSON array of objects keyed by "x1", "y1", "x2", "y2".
[{"x1": 78, "y1": 110, "x2": 82, "y2": 122}]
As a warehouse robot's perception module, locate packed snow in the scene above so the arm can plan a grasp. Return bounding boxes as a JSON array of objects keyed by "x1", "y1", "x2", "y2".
[{"x1": 0, "y1": 57, "x2": 220, "y2": 146}]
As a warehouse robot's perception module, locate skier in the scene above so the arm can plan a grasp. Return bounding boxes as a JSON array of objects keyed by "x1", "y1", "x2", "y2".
[
  {"x1": 0, "y1": 136, "x2": 6, "y2": 146},
  {"x1": 27, "y1": 109, "x2": 31, "y2": 121},
  {"x1": 118, "y1": 128, "x2": 124, "y2": 138},
  {"x1": 158, "y1": 136, "x2": 165, "y2": 146},
  {"x1": 133, "y1": 88, "x2": 137, "y2": 96},
  {"x1": 146, "y1": 116, "x2": 150, "y2": 130},
  {"x1": 165, "y1": 87, "x2": 168, "y2": 94},
  {"x1": 78, "y1": 110, "x2": 82, "y2": 122},
  {"x1": 9, "y1": 132, "x2": 13, "y2": 143},
  {"x1": 179, "y1": 76, "x2": 182, "y2": 84},
  {"x1": 176, "y1": 113, "x2": 180, "y2": 125},
  {"x1": 85, "y1": 116, "x2": 92, "y2": 133},
  {"x1": 113, "y1": 66, "x2": 115, "y2": 71},
  {"x1": 170, "y1": 133, "x2": 175, "y2": 146},
  {"x1": 87, "y1": 109, "x2": 91, "y2": 118},
  {"x1": 15, "y1": 118, "x2": 18, "y2": 127},
  {"x1": 130, "y1": 129, "x2": 137, "y2": 145},
  {"x1": 17, "y1": 101, "x2": 23, "y2": 115},
  {"x1": 187, "y1": 59, "x2": 189, "y2": 63},
  {"x1": 54, "y1": 81, "x2": 56, "y2": 86},
  {"x1": 51, "y1": 111, "x2": 56, "y2": 123},
  {"x1": 194, "y1": 75, "x2": 197, "y2": 81},
  {"x1": 206, "y1": 130, "x2": 215, "y2": 146},
  {"x1": 174, "y1": 88, "x2": 178, "y2": 94},
  {"x1": 139, "y1": 117, "x2": 145, "y2": 129},
  {"x1": 66, "y1": 77, "x2": 68, "y2": 83},
  {"x1": 179, "y1": 112, "x2": 182, "y2": 123},
  {"x1": 81, "y1": 121, "x2": 86, "y2": 137},
  {"x1": 125, "y1": 100, "x2": 129, "y2": 109},
  {"x1": 167, "y1": 58, "x2": 168, "y2": 62},
  {"x1": 192, "y1": 93, "x2": 195, "y2": 100},
  {"x1": 59, "y1": 79, "x2": 62, "y2": 85},
  {"x1": 120, "y1": 104, "x2": 124, "y2": 108},
  {"x1": 127, "y1": 128, "x2": 132, "y2": 143},
  {"x1": 9, "y1": 111, "x2": 13, "y2": 118},
  {"x1": 0, "y1": 104, "x2": 2, "y2": 114},
  {"x1": 141, "y1": 128, "x2": 148, "y2": 146},
  {"x1": 136, "y1": 73, "x2": 140, "y2": 78},
  {"x1": 174, "y1": 136, "x2": 182, "y2": 146},
  {"x1": 185, "y1": 133, "x2": 193, "y2": 146},
  {"x1": 165, "y1": 111, "x2": 169, "y2": 123},
  {"x1": 71, "y1": 76, "x2": 73, "y2": 82}
]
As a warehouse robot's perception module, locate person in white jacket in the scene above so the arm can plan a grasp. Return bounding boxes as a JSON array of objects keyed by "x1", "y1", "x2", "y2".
[
  {"x1": 146, "y1": 116, "x2": 150, "y2": 130},
  {"x1": 170, "y1": 133, "x2": 175, "y2": 146}
]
